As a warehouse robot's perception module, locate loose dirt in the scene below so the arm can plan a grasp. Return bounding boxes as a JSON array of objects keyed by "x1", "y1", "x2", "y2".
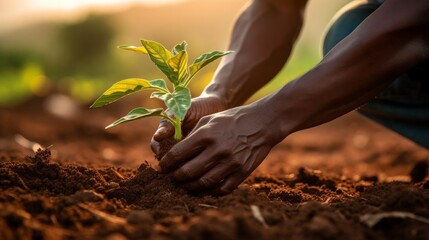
[{"x1": 1, "y1": 96, "x2": 428, "y2": 239}]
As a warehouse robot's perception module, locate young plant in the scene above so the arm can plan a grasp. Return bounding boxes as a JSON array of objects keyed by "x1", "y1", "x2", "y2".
[{"x1": 90, "y1": 39, "x2": 232, "y2": 141}]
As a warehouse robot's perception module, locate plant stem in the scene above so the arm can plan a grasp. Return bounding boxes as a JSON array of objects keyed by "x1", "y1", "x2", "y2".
[
  {"x1": 173, "y1": 120, "x2": 182, "y2": 141},
  {"x1": 182, "y1": 75, "x2": 194, "y2": 87},
  {"x1": 161, "y1": 113, "x2": 182, "y2": 141}
]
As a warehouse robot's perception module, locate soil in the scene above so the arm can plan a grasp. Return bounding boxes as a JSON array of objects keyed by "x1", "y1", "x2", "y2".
[
  {"x1": 155, "y1": 137, "x2": 177, "y2": 161},
  {"x1": 1, "y1": 96, "x2": 429, "y2": 240}
]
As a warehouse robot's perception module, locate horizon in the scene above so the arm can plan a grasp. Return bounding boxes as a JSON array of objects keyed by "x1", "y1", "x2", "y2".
[{"x1": 0, "y1": 0, "x2": 188, "y2": 34}]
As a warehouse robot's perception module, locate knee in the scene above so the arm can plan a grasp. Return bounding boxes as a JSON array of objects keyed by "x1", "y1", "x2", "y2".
[{"x1": 322, "y1": 1, "x2": 380, "y2": 56}]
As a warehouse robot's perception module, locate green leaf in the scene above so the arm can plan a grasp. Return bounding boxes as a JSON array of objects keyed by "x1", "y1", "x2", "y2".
[
  {"x1": 149, "y1": 79, "x2": 168, "y2": 90},
  {"x1": 90, "y1": 78, "x2": 168, "y2": 108},
  {"x1": 185, "y1": 50, "x2": 233, "y2": 86},
  {"x1": 118, "y1": 45, "x2": 148, "y2": 54},
  {"x1": 172, "y1": 41, "x2": 188, "y2": 56},
  {"x1": 140, "y1": 39, "x2": 174, "y2": 83},
  {"x1": 151, "y1": 86, "x2": 191, "y2": 121},
  {"x1": 106, "y1": 108, "x2": 164, "y2": 129},
  {"x1": 168, "y1": 50, "x2": 188, "y2": 84}
]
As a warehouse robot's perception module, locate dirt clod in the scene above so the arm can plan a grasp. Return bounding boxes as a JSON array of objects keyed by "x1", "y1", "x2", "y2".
[
  {"x1": 295, "y1": 168, "x2": 336, "y2": 191},
  {"x1": 409, "y1": 160, "x2": 428, "y2": 183},
  {"x1": 70, "y1": 190, "x2": 104, "y2": 203},
  {"x1": 155, "y1": 137, "x2": 178, "y2": 160},
  {"x1": 126, "y1": 210, "x2": 154, "y2": 225},
  {"x1": 28, "y1": 148, "x2": 51, "y2": 165},
  {"x1": 420, "y1": 181, "x2": 429, "y2": 191}
]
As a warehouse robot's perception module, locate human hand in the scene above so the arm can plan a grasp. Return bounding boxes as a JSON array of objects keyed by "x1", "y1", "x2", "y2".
[
  {"x1": 158, "y1": 104, "x2": 283, "y2": 195},
  {"x1": 151, "y1": 95, "x2": 227, "y2": 156}
]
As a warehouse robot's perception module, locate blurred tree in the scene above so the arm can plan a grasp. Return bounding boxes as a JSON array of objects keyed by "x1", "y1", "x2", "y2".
[
  {"x1": 0, "y1": 49, "x2": 39, "y2": 71},
  {"x1": 0, "y1": 49, "x2": 47, "y2": 106},
  {"x1": 58, "y1": 14, "x2": 115, "y2": 76}
]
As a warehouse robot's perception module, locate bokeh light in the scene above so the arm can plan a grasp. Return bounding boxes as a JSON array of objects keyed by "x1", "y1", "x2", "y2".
[{"x1": 0, "y1": 0, "x2": 351, "y2": 106}]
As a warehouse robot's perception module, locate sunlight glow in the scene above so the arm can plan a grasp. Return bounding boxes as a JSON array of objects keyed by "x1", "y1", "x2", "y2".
[
  {"x1": 0, "y1": 0, "x2": 188, "y2": 33},
  {"x1": 28, "y1": 0, "x2": 187, "y2": 11}
]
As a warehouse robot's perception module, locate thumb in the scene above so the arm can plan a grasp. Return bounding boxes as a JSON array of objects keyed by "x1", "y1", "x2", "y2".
[{"x1": 153, "y1": 118, "x2": 175, "y2": 141}]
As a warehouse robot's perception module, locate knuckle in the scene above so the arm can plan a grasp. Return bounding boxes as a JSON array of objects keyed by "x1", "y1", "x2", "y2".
[
  {"x1": 198, "y1": 177, "x2": 216, "y2": 188},
  {"x1": 175, "y1": 166, "x2": 193, "y2": 180},
  {"x1": 201, "y1": 134, "x2": 214, "y2": 144},
  {"x1": 200, "y1": 115, "x2": 209, "y2": 121},
  {"x1": 198, "y1": 116, "x2": 211, "y2": 125},
  {"x1": 216, "y1": 144, "x2": 232, "y2": 156},
  {"x1": 228, "y1": 159, "x2": 242, "y2": 169},
  {"x1": 192, "y1": 128, "x2": 213, "y2": 144}
]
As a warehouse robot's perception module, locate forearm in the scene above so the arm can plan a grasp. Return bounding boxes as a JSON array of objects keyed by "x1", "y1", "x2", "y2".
[
  {"x1": 256, "y1": 0, "x2": 429, "y2": 140},
  {"x1": 203, "y1": 0, "x2": 308, "y2": 108}
]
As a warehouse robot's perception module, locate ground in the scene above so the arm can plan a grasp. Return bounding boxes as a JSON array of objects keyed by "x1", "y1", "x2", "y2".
[{"x1": 1, "y1": 96, "x2": 428, "y2": 240}]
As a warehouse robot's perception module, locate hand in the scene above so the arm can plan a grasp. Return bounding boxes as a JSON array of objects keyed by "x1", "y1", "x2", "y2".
[
  {"x1": 158, "y1": 104, "x2": 283, "y2": 195},
  {"x1": 151, "y1": 95, "x2": 227, "y2": 155}
]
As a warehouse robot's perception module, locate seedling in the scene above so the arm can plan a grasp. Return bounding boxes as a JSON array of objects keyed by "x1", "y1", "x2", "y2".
[{"x1": 90, "y1": 39, "x2": 232, "y2": 141}]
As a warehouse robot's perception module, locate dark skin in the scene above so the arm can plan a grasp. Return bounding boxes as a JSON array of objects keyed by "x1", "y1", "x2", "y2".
[{"x1": 151, "y1": 0, "x2": 429, "y2": 195}]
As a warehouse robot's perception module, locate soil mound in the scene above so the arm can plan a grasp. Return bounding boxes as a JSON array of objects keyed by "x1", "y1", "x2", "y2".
[{"x1": 1, "y1": 149, "x2": 429, "y2": 239}]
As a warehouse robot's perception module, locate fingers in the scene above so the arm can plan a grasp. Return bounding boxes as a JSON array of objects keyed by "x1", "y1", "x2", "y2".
[
  {"x1": 181, "y1": 162, "x2": 236, "y2": 192},
  {"x1": 154, "y1": 96, "x2": 224, "y2": 143},
  {"x1": 172, "y1": 148, "x2": 219, "y2": 182},
  {"x1": 150, "y1": 137, "x2": 160, "y2": 154},
  {"x1": 154, "y1": 98, "x2": 206, "y2": 141},
  {"x1": 153, "y1": 118, "x2": 174, "y2": 142},
  {"x1": 158, "y1": 132, "x2": 207, "y2": 173},
  {"x1": 212, "y1": 172, "x2": 250, "y2": 195},
  {"x1": 210, "y1": 148, "x2": 271, "y2": 195}
]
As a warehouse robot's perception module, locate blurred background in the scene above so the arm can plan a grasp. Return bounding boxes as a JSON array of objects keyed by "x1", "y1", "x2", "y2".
[
  {"x1": 0, "y1": 0, "x2": 352, "y2": 107},
  {"x1": 3, "y1": 0, "x2": 429, "y2": 188}
]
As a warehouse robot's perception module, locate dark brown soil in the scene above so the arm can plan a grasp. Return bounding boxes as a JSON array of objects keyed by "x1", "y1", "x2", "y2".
[
  {"x1": 155, "y1": 137, "x2": 177, "y2": 161},
  {"x1": 1, "y1": 96, "x2": 429, "y2": 240},
  {"x1": 410, "y1": 160, "x2": 428, "y2": 183}
]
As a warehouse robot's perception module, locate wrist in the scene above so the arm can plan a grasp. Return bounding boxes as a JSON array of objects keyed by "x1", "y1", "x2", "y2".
[
  {"x1": 251, "y1": 87, "x2": 309, "y2": 143},
  {"x1": 201, "y1": 84, "x2": 234, "y2": 109},
  {"x1": 241, "y1": 101, "x2": 286, "y2": 145}
]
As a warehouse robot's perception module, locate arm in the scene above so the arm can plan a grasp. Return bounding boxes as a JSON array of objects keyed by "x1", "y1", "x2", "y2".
[
  {"x1": 203, "y1": 0, "x2": 308, "y2": 108},
  {"x1": 152, "y1": 0, "x2": 308, "y2": 141},
  {"x1": 159, "y1": 0, "x2": 429, "y2": 195},
  {"x1": 258, "y1": 0, "x2": 429, "y2": 139}
]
